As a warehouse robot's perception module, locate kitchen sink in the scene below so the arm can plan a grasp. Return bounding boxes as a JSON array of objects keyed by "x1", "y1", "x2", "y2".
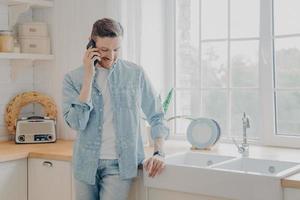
[
  {"x1": 211, "y1": 157, "x2": 300, "y2": 177},
  {"x1": 144, "y1": 151, "x2": 300, "y2": 200},
  {"x1": 166, "y1": 151, "x2": 235, "y2": 167}
]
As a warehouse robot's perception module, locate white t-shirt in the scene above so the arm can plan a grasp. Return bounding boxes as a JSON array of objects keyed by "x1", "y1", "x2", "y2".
[{"x1": 96, "y1": 67, "x2": 117, "y2": 159}]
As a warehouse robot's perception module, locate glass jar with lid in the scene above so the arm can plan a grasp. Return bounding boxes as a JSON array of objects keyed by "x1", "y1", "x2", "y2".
[{"x1": 0, "y1": 30, "x2": 14, "y2": 52}]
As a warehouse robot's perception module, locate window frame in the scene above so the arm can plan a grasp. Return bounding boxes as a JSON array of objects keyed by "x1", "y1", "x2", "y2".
[
  {"x1": 166, "y1": 0, "x2": 300, "y2": 148},
  {"x1": 262, "y1": 0, "x2": 300, "y2": 148}
]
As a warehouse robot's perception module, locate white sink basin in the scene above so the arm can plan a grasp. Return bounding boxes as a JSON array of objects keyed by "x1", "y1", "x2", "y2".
[
  {"x1": 166, "y1": 151, "x2": 235, "y2": 167},
  {"x1": 212, "y1": 157, "x2": 300, "y2": 177},
  {"x1": 144, "y1": 151, "x2": 300, "y2": 200}
]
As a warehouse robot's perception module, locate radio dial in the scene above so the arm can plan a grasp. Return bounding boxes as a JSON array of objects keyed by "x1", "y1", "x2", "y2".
[{"x1": 18, "y1": 135, "x2": 25, "y2": 142}]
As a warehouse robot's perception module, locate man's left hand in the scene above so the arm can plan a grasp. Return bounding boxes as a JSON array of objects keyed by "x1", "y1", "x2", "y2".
[{"x1": 143, "y1": 155, "x2": 165, "y2": 178}]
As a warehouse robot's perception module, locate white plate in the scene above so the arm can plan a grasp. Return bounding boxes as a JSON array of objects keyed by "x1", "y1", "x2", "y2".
[{"x1": 186, "y1": 118, "x2": 221, "y2": 149}]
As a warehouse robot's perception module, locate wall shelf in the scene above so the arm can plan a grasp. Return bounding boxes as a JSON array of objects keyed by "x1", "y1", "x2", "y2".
[
  {"x1": 0, "y1": 52, "x2": 54, "y2": 60},
  {"x1": 0, "y1": 0, "x2": 53, "y2": 8},
  {"x1": 0, "y1": 0, "x2": 54, "y2": 29}
]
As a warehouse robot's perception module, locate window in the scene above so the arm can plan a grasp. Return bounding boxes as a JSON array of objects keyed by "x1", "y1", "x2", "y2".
[
  {"x1": 171, "y1": 0, "x2": 300, "y2": 147},
  {"x1": 174, "y1": 0, "x2": 260, "y2": 141},
  {"x1": 273, "y1": 0, "x2": 300, "y2": 136}
]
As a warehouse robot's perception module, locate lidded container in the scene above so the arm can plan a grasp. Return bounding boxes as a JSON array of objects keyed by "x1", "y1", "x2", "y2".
[
  {"x1": 18, "y1": 22, "x2": 50, "y2": 54},
  {"x1": 18, "y1": 22, "x2": 48, "y2": 37},
  {"x1": 0, "y1": 30, "x2": 14, "y2": 52}
]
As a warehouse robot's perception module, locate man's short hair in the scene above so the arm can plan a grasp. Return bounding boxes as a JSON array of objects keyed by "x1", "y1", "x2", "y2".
[{"x1": 91, "y1": 18, "x2": 124, "y2": 38}]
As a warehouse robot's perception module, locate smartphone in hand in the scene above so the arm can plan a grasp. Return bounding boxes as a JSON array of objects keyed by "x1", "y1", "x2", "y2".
[{"x1": 86, "y1": 39, "x2": 100, "y2": 66}]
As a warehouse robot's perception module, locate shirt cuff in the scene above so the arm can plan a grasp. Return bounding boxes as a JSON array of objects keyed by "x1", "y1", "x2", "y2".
[
  {"x1": 151, "y1": 124, "x2": 170, "y2": 140},
  {"x1": 71, "y1": 98, "x2": 93, "y2": 111}
]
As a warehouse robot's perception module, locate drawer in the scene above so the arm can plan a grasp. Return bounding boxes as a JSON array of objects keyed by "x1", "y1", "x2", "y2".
[
  {"x1": 18, "y1": 22, "x2": 48, "y2": 37},
  {"x1": 20, "y1": 36, "x2": 51, "y2": 54}
]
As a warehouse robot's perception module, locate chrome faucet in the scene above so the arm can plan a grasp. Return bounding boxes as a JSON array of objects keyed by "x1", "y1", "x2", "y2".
[{"x1": 233, "y1": 112, "x2": 250, "y2": 157}]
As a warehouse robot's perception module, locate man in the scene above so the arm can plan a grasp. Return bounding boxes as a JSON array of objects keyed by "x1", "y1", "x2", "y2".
[{"x1": 62, "y1": 18, "x2": 169, "y2": 200}]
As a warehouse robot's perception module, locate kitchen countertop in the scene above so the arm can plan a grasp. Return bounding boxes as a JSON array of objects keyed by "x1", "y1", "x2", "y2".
[
  {"x1": 0, "y1": 139, "x2": 300, "y2": 189},
  {"x1": 0, "y1": 140, "x2": 73, "y2": 162}
]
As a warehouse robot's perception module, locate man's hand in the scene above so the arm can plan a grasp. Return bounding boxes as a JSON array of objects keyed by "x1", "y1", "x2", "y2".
[
  {"x1": 83, "y1": 47, "x2": 101, "y2": 78},
  {"x1": 79, "y1": 47, "x2": 101, "y2": 103},
  {"x1": 143, "y1": 155, "x2": 165, "y2": 178}
]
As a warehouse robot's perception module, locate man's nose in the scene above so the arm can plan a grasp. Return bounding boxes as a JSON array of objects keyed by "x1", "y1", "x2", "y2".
[{"x1": 103, "y1": 50, "x2": 114, "y2": 59}]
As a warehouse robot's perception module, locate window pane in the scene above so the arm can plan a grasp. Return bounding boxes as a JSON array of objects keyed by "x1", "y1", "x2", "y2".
[
  {"x1": 176, "y1": 0, "x2": 200, "y2": 88},
  {"x1": 230, "y1": 0, "x2": 260, "y2": 38},
  {"x1": 275, "y1": 37, "x2": 300, "y2": 88},
  {"x1": 202, "y1": 90, "x2": 228, "y2": 137},
  {"x1": 231, "y1": 90, "x2": 260, "y2": 139},
  {"x1": 231, "y1": 40, "x2": 259, "y2": 87},
  {"x1": 201, "y1": 0, "x2": 228, "y2": 40},
  {"x1": 276, "y1": 91, "x2": 300, "y2": 136},
  {"x1": 175, "y1": 89, "x2": 201, "y2": 134},
  {"x1": 201, "y1": 41, "x2": 228, "y2": 88},
  {"x1": 274, "y1": 0, "x2": 300, "y2": 35}
]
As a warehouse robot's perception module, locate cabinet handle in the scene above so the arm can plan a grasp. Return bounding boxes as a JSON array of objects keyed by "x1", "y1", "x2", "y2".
[{"x1": 42, "y1": 161, "x2": 53, "y2": 167}]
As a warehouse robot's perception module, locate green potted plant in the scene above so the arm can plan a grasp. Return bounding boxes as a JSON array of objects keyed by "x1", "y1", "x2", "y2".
[{"x1": 144, "y1": 88, "x2": 174, "y2": 146}]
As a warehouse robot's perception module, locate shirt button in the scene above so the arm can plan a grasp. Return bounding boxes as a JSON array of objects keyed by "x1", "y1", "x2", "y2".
[
  {"x1": 99, "y1": 109, "x2": 103, "y2": 112},
  {"x1": 99, "y1": 127, "x2": 102, "y2": 130}
]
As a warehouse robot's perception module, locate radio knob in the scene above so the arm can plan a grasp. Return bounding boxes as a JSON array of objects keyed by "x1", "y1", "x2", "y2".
[
  {"x1": 47, "y1": 135, "x2": 53, "y2": 140},
  {"x1": 18, "y1": 135, "x2": 25, "y2": 142}
]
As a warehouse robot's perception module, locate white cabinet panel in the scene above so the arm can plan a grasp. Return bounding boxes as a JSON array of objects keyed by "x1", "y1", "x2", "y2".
[
  {"x1": 0, "y1": 159, "x2": 27, "y2": 200},
  {"x1": 71, "y1": 174, "x2": 75, "y2": 200},
  {"x1": 28, "y1": 158, "x2": 72, "y2": 200},
  {"x1": 128, "y1": 175, "x2": 147, "y2": 200},
  {"x1": 148, "y1": 188, "x2": 233, "y2": 200},
  {"x1": 284, "y1": 188, "x2": 300, "y2": 200}
]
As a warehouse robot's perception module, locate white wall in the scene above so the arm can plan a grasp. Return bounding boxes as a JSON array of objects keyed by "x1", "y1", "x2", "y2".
[
  {"x1": 0, "y1": 0, "x2": 169, "y2": 141},
  {"x1": 0, "y1": 1, "x2": 108, "y2": 140},
  {"x1": 52, "y1": 0, "x2": 109, "y2": 139},
  {"x1": 0, "y1": 4, "x2": 44, "y2": 141}
]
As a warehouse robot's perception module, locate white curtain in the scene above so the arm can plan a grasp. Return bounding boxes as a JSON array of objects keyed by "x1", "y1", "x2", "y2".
[
  {"x1": 104, "y1": 0, "x2": 142, "y2": 64},
  {"x1": 104, "y1": 0, "x2": 169, "y2": 93},
  {"x1": 103, "y1": 0, "x2": 170, "y2": 144}
]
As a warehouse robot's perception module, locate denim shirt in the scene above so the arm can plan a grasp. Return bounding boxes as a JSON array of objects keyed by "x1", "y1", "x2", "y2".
[{"x1": 62, "y1": 59, "x2": 169, "y2": 185}]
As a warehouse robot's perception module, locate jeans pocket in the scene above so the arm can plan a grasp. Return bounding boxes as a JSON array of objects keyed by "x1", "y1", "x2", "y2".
[{"x1": 100, "y1": 159, "x2": 120, "y2": 176}]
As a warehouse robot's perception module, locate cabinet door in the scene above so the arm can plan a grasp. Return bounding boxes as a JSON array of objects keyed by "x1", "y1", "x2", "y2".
[
  {"x1": 284, "y1": 188, "x2": 300, "y2": 200},
  {"x1": 148, "y1": 188, "x2": 233, "y2": 200},
  {"x1": 71, "y1": 173, "x2": 75, "y2": 200},
  {"x1": 28, "y1": 158, "x2": 72, "y2": 200},
  {"x1": 128, "y1": 175, "x2": 147, "y2": 200},
  {"x1": 0, "y1": 159, "x2": 27, "y2": 200}
]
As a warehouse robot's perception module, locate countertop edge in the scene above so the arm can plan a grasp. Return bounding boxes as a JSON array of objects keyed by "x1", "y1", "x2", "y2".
[
  {"x1": 281, "y1": 179, "x2": 300, "y2": 189},
  {"x1": 28, "y1": 152, "x2": 72, "y2": 161},
  {"x1": 1, "y1": 140, "x2": 300, "y2": 189}
]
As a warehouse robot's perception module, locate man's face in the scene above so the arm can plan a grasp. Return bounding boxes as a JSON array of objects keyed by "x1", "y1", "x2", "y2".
[{"x1": 95, "y1": 36, "x2": 122, "y2": 69}]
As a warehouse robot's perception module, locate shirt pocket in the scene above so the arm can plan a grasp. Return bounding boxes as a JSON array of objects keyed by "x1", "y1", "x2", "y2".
[{"x1": 112, "y1": 85, "x2": 137, "y2": 109}]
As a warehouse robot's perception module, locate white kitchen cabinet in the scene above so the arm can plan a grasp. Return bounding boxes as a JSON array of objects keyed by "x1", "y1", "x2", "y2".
[
  {"x1": 284, "y1": 188, "x2": 300, "y2": 200},
  {"x1": 148, "y1": 188, "x2": 233, "y2": 200},
  {"x1": 28, "y1": 158, "x2": 72, "y2": 200},
  {"x1": 127, "y1": 172, "x2": 147, "y2": 200},
  {"x1": 0, "y1": 158, "x2": 27, "y2": 200},
  {"x1": 71, "y1": 173, "x2": 75, "y2": 200}
]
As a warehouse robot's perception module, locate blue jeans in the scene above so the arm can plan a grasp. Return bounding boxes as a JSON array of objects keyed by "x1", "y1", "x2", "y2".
[{"x1": 74, "y1": 159, "x2": 133, "y2": 200}]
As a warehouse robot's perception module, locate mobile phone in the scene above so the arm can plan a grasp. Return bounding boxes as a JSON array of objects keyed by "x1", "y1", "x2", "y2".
[{"x1": 86, "y1": 39, "x2": 100, "y2": 66}]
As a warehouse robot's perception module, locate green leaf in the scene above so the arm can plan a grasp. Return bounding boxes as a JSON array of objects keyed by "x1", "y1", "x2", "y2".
[{"x1": 162, "y1": 88, "x2": 174, "y2": 113}]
